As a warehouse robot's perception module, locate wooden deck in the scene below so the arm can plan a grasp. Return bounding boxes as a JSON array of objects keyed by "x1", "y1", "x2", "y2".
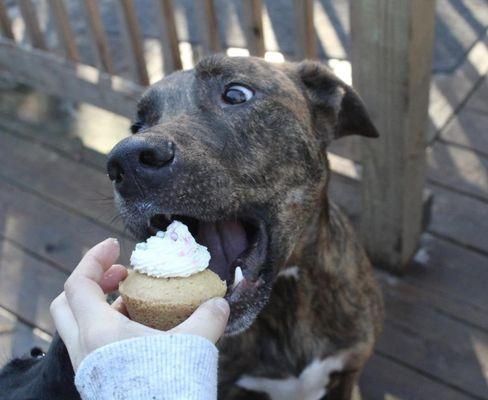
[{"x1": 0, "y1": 20, "x2": 487, "y2": 400}]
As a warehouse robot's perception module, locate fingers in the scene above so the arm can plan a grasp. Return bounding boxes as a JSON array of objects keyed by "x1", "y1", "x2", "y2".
[
  {"x1": 50, "y1": 293, "x2": 78, "y2": 353},
  {"x1": 110, "y1": 296, "x2": 128, "y2": 316},
  {"x1": 170, "y1": 298, "x2": 229, "y2": 343},
  {"x1": 64, "y1": 238, "x2": 119, "y2": 327},
  {"x1": 100, "y1": 264, "x2": 127, "y2": 294},
  {"x1": 72, "y1": 238, "x2": 120, "y2": 282}
]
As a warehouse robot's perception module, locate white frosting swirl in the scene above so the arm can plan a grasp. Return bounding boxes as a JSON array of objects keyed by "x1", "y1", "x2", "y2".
[{"x1": 130, "y1": 220, "x2": 210, "y2": 278}]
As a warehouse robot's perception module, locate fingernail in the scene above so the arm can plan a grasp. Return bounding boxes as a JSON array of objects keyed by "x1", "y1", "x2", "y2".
[
  {"x1": 111, "y1": 238, "x2": 119, "y2": 246},
  {"x1": 213, "y1": 297, "x2": 229, "y2": 313}
]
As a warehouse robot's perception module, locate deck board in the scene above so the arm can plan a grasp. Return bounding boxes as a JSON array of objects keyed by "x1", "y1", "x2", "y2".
[
  {"x1": 440, "y1": 108, "x2": 488, "y2": 157},
  {"x1": 360, "y1": 354, "x2": 477, "y2": 400},
  {"x1": 0, "y1": 306, "x2": 51, "y2": 368},
  {"x1": 0, "y1": 177, "x2": 133, "y2": 271},
  {"x1": 428, "y1": 142, "x2": 488, "y2": 201},
  {"x1": 0, "y1": 239, "x2": 65, "y2": 335},
  {"x1": 0, "y1": 130, "x2": 126, "y2": 236},
  {"x1": 405, "y1": 233, "x2": 488, "y2": 314},
  {"x1": 429, "y1": 184, "x2": 488, "y2": 255},
  {"x1": 378, "y1": 287, "x2": 488, "y2": 399},
  {"x1": 465, "y1": 78, "x2": 488, "y2": 116}
]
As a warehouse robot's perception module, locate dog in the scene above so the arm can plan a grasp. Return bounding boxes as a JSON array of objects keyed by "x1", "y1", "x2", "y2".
[{"x1": 0, "y1": 55, "x2": 383, "y2": 400}]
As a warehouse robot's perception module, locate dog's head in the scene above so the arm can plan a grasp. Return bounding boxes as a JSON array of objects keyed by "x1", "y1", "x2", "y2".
[{"x1": 107, "y1": 55, "x2": 377, "y2": 334}]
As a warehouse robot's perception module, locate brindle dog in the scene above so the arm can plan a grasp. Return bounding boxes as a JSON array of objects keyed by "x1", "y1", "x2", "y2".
[{"x1": 0, "y1": 55, "x2": 383, "y2": 400}]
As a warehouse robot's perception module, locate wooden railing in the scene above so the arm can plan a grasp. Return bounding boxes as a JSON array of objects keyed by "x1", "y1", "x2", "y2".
[{"x1": 0, "y1": 0, "x2": 437, "y2": 272}]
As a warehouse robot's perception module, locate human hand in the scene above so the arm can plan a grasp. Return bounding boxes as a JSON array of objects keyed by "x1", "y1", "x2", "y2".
[{"x1": 50, "y1": 238, "x2": 230, "y2": 371}]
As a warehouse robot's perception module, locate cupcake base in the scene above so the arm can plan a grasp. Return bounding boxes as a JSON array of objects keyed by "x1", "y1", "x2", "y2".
[{"x1": 119, "y1": 269, "x2": 227, "y2": 331}]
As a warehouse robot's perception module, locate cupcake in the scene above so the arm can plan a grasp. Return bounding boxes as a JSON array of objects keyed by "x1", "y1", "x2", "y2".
[{"x1": 119, "y1": 221, "x2": 227, "y2": 330}]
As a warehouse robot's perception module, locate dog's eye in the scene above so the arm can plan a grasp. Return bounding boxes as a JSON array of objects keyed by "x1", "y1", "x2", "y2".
[{"x1": 222, "y1": 85, "x2": 254, "y2": 105}]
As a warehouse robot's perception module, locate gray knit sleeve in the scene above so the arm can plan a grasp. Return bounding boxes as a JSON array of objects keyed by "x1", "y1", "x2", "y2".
[{"x1": 74, "y1": 334, "x2": 218, "y2": 400}]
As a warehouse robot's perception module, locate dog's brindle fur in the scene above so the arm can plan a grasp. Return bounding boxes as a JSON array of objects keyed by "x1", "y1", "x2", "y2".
[{"x1": 0, "y1": 55, "x2": 383, "y2": 399}]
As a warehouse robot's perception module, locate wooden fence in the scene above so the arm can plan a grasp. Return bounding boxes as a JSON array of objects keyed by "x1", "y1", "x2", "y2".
[{"x1": 0, "y1": 0, "x2": 436, "y2": 272}]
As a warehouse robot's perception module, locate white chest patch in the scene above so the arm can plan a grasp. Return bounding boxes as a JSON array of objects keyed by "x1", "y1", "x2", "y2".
[
  {"x1": 236, "y1": 354, "x2": 345, "y2": 400},
  {"x1": 277, "y1": 266, "x2": 300, "y2": 280}
]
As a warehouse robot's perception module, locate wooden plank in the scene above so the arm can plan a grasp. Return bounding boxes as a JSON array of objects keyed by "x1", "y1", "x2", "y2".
[
  {"x1": 429, "y1": 183, "x2": 488, "y2": 254},
  {"x1": 0, "y1": 130, "x2": 127, "y2": 235},
  {"x1": 0, "y1": 114, "x2": 109, "y2": 172},
  {"x1": 328, "y1": 138, "x2": 361, "y2": 163},
  {"x1": 197, "y1": 0, "x2": 221, "y2": 55},
  {"x1": 0, "y1": 38, "x2": 142, "y2": 118},
  {"x1": 0, "y1": 239, "x2": 66, "y2": 334},
  {"x1": 0, "y1": 176, "x2": 133, "y2": 272},
  {"x1": 428, "y1": 32, "x2": 488, "y2": 140},
  {"x1": 330, "y1": 173, "x2": 488, "y2": 329},
  {"x1": 428, "y1": 142, "x2": 488, "y2": 201},
  {"x1": 47, "y1": 0, "x2": 80, "y2": 63},
  {"x1": 440, "y1": 109, "x2": 488, "y2": 157},
  {"x1": 118, "y1": 0, "x2": 150, "y2": 86},
  {"x1": 329, "y1": 171, "x2": 362, "y2": 225},
  {"x1": 115, "y1": 1, "x2": 137, "y2": 81},
  {"x1": 465, "y1": 78, "x2": 487, "y2": 116},
  {"x1": 17, "y1": 0, "x2": 47, "y2": 50},
  {"x1": 293, "y1": 0, "x2": 316, "y2": 60},
  {"x1": 157, "y1": 0, "x2": 182, "y2": 73},
  {"x1": 405, "y1": 233, "x2": 488, "y2": 317},
  {"x1": 242, "y1": 0, "x2": 265, "y2": 57},
  {"x1": 379, "y1": 270, "x2": 488, "y2": 334},
  {"x1": 360, "y1": 354, "x2": 475, "y2": 400},
  {"x1": 0, "y1": 0, "x2": 14, "y2": 40},
  {"x1": 0, "y1": 83, "x2": 132, "y2": 170},
  {"x1": 350, "y1": 0, "x2": 436, "y2": 271},
  {"x1": 378, "y1": 288, "x2": 488, "y2": 399},
  {"x1": 0, "y1": 306, "x2": 51, "y2": 368},
  {"x1": 82, "y1": 0, "x2": 115, "y2": 74}
]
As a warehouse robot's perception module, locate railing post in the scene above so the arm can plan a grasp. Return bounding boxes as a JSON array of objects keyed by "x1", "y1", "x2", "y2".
[
  {"x1": 0, "y1": 0, "x2": 14, "y2": 40},
  {"x1": 197, "y1": 0, "x2": 221, "y2": 56},
  {"x1": 82, "y1": 0, "x2": 114, "y2": 74},
  {"x1": 350, "y1": 0, "x2": 436, "y2": 272},
  {"x1": 119, "y1": 0, "x2": 150, "y2": 86},
  {"x1": 48, "y1": 0, "x2": 80, "y2": 63},
  {"x1": 293, "y1": 0, "x2": 315, "y2": 60},
  {"x1": 17, "y1": 0, "x2": 47, "y2": 50},
  {"x1": 242, "y1": 0, "x2": 265, "y2": 57},
  {"x1": 157, "y1": 0, "x2": 182, "y2": 74}
]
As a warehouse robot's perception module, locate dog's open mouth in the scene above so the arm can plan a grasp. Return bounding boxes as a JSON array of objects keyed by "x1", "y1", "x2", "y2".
[{"x1": 145, "y1": 213, "x2": 268, "y2": 297}]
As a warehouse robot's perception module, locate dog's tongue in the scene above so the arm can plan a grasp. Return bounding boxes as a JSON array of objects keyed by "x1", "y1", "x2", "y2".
[{"x1": 197, "y1": 220, "x2": 248, "y2": 281}]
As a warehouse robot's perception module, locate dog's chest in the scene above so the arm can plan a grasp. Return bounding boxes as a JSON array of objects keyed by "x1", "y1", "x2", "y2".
[{"x1": 236, "y1": 354, "x2": 346, "y2": 400}]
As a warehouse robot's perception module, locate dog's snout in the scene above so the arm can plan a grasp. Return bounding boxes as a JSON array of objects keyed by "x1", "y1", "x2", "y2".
[{"x1": 107, "y1": 136, "x2": 175, "y2": 193}]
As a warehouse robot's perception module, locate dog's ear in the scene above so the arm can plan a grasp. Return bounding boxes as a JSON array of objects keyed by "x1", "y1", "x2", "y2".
[{"x1": 296, "y1": 60, "x2": 379, "y2": 143}]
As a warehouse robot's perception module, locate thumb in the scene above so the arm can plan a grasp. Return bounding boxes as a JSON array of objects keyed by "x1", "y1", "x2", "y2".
[{"x1": 170, "y1": 297, "x2": 230, "y2": 343}]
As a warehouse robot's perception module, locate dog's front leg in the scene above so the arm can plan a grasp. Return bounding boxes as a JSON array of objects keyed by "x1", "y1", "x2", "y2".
[{"x1": 324, "y1": 370, "x2": 358, "y2": 400}]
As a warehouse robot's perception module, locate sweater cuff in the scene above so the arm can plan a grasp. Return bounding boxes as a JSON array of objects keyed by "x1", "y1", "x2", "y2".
[{"x1": 75, "y1": 334, "x2": 218, "y2": 400}]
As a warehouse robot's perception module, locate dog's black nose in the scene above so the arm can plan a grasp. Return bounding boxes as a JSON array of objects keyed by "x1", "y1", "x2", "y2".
[{"x1": 107, "y1": 135, "x2": 175, "y2": 194}]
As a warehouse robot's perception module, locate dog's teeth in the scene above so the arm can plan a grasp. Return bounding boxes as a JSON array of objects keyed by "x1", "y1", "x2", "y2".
[
  {"x1": 164, "y1": 213, "x2": 172, "y2": 221},
  {"x1": 233, "y1": 266, "x2": 244, "y2": 289}
]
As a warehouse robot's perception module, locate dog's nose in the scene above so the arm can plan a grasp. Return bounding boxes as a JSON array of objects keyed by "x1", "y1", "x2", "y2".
[{"x1": 107, "y1": 135, "x2": 175, "y2": 193}]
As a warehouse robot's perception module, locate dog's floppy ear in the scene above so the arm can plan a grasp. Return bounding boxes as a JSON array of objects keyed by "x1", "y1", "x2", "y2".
[{"x1": 296, "y1": 60, "x2": 379, "y2": 143}]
